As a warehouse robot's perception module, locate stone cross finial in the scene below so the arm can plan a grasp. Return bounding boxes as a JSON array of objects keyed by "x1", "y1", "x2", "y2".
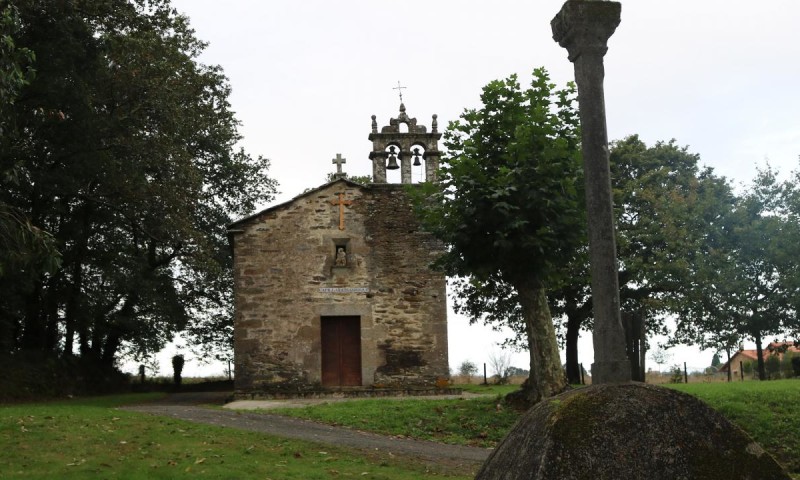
[
  {"x1": 393, "y1": 81, "x2": 406, "y2": 103},
  {"x1": 332, "y1": 153, "x2": 346, "y2": 178},
  {"x1": 552, "y1": 1, "x2": 630, "y2": 384}
]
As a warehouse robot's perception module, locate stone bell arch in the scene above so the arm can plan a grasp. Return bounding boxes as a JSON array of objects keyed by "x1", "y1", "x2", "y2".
[{"x1": 368, "y1": 103, "x2": 442, "y2": 184}]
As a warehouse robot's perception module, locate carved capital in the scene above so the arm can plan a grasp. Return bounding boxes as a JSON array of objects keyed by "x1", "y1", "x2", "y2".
[{"x1": 552, "y1": 1, "x2": 621, "y2": 62}]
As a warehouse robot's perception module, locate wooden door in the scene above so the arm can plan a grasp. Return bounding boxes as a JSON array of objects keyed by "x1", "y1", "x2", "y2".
[{"x1": 321, "y1": 316, "x2": 362, "y2": 387}]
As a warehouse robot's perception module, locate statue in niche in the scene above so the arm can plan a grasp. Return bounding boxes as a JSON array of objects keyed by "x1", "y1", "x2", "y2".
[{"x1": 335, "y1": 247, "x2": 347, "y2": 267}]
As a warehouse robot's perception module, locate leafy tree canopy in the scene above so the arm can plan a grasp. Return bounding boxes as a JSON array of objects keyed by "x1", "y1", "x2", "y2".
[
  {"x1": 0, "y1": 0, "x2": 277, "y2": 366},
  {"x1": 413, "y1": 68, "x2": 582, "y2": 405},
  {"x1": 675, "y1": 165, "x2": 800, "y2": 380}
]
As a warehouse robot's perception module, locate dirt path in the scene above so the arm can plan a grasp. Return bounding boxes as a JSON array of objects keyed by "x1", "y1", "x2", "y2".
[{"x1": 123, "y1": 393, "x2": 491, "y2": 474}]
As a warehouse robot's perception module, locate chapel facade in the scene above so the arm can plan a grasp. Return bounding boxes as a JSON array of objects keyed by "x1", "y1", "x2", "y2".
[{"x1": 228, "y1": 105, "x2": 450, "y2": 397}]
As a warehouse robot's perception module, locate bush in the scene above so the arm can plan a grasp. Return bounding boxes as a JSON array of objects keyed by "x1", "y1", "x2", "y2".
[
  {"x1": 172, "y1": 354, "x2": 185, "y2": 386},
  {"x1": 791, "y1": 356, "x2": 800, "y2": 378},
  {"x1": 766, "y1": 355, "x2": 782, "y2": 379},
  {"x1": 457, "y1": 360, "x2": 478, "y2": 383},
  {"x1": 0, "y1": 352, "x2": 129, "y2": 401},
  {"x1": 669, "y1": 365, "x2": 684, "y2": 384}
]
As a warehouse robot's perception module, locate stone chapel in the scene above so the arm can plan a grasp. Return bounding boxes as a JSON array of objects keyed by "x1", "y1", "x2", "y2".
[{"x1": 228, "y1": 104, "x2": 450, "y2": 397}]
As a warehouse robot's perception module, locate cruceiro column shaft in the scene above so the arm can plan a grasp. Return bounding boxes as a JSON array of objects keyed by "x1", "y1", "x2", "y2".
[{"x1": 552, "y1": 1, "x2": 630, "y2": 383}]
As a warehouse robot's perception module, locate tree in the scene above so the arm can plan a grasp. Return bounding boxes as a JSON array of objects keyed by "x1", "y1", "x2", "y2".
[
  {"x1": 549, "y1": 136, "x2": 729, "y2": 384},
  {"x1": 667, "y1": 165, "x2": 740, "y2": 381},
  {"x1": 0, "y1": 4, "x2": 61, "y2": 353},
  {"x1": 723, "y1": 167, "x2": 800, "y2": 379},
  {"x1": 457, "y1": 360, "x2": 478, "y2": 383},
  {"x1": 325, "y1": 172, "x2": 373, "y2": 185},
  {"x1": 1, "y1": 0, "x2": 277, "y2": 366},
  {"x1": 172, "y1": 354, "x2": 184, "y2": 386},
  {"x1": 488, "y1": 349, "x2": 512, "y2": 384},
  {"x1": 674, "y1": 166, "x2": 800, "y2": 381},
  {"x1": 711, "y1": 353, "x2": 721, "y2": 368},
  {"x1": 649, "y1": 347, "x2": 672, "y2": 374},
  {"x1": 414, "y1": 68, "x2": 583, "y2": 405}
]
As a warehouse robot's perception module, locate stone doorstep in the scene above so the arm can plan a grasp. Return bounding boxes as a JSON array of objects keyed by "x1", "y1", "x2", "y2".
[{"x1": 233, "y1": 387, "x2": 463, "y2": 401}]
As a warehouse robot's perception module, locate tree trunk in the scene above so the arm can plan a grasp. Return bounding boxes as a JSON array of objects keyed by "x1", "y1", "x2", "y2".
[
  {"x1": 725, "y1": 348, "x2": 732, "y2": 382},
  {"x1": 20, "y1": 279, "x2": 45, "y2": 351},
  {"x1": 565, "y1": 312, "x2": 581, "y2": 384},
  {"x1": 43, "y1": 289, "x2": 59, "y2": 351},
  {"x1": 517, "y1": 282, "x2": 568, "y2": 405},
  {"x1": 754, "y1": 331, "x2": 766, "y2": 381}
]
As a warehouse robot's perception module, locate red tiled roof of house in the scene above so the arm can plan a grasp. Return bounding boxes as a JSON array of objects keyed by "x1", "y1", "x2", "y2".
[
  {"x1": 718, "y1": 341, "x2": 799, "y2": 372},
  {"x1": 766, "y1": 341, "x2": 800, "y2": 353}
]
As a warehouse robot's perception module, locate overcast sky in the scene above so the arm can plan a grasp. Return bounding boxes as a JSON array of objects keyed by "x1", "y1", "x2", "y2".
[{"x1": 163, "y1": 0, "x2": 800, "y2": 377}]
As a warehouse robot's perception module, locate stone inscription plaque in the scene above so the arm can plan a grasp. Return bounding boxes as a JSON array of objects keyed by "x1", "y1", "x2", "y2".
[{"x1": 319, "y1": 287, "x2": 369, "y2": 293}]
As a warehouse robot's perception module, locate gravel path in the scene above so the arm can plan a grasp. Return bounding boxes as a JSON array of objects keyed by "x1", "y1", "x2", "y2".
[{"x1": 122, "y1": 393, "x2": 491, "y2": 473}]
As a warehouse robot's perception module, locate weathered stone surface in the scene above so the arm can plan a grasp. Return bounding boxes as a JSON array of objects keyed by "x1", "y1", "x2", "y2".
[
  {"x1": 476, "y1": 383, "x2": 790, "y2": 480},
  {"x1": 229, "y1": 179, "x2": 449, "y2": 396},
  {"x1": 552, "y1": 1, "x2": 629, "y2": 384}
]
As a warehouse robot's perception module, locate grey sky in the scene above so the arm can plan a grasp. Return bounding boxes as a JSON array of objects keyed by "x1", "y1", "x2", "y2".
[{"x1": 167, "y1": 0, "x2": 800, "y2": 375}]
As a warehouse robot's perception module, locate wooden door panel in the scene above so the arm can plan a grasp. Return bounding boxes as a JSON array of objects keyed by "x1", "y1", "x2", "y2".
[
  {"x1": 321, "y1": 316, "x2": 362, "y2": 387},
  {"x1": 321, "y1": 317, "x2": 340, "y2": 386},
  {"x1": 339, "y1": 318, "x2": 362, "y2": 386}
]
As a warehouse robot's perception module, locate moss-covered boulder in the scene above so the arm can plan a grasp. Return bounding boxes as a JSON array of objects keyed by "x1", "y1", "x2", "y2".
[{"x1": 476, "y1": 383, "x2": 789, "y2": 479}]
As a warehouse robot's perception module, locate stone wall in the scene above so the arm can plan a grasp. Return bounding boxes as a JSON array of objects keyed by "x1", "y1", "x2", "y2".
[{"x1": 230, "y1": 180, "x2": 448, "y2": 395}]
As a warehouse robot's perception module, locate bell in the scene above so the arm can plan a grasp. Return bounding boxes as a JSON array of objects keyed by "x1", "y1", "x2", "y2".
[
  {"x1": 412, "y1": 147, "x2": 422, "y2": 166},
  {"x1": 386, "y1": 146, "x2": 400, "y2": 170}
]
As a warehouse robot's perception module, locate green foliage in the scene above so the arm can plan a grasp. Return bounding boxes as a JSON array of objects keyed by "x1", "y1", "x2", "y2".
[
  {"x1": 417, "y1": 68, "x2": 583, "y2": 287},
  {"x1": 553, "y1": 137, "x2": 733, "y2": 382},
  {"x1": 668, "y1": 364, "x2": 684, "y2": 384},
  {"x1": 325, "y1": 172, "x2": 373, "y2": 185},
  {"x1": 171, "y1": 354, "x2": 184, "y2": 386},
  {"x1": 271, "y1": 396, "x2": 520, "y2": 448},
  {"x1": 765, "y1": 354, "x2": 781, "y2": 378},
  {"x1": 0, "y1": 0, "x2": 277, "y2": 365},
  {"x1": 711, "y1": 353, "x2": 721, "y2": 367},
  {"x1": 0, "y1": 352, "x2": 130, "y2": 402},
  {"x1": 457, "y1": 360, "x2": 478, "y2": 381},
  {"x1": 677, "y1": 166, "x2": 800, "y2": 380},
  {"x1": 0, "y1": 396, "x2": 464, "y2": 479},
  {"x1": 0, "y1": 4, "x2": 61, "y2": 287},
  {"x1": 412, "y1": 67, "x2": 581, "y2": 403}
]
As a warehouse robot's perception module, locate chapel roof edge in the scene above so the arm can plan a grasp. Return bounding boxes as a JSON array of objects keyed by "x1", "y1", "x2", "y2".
[{"x1": 226, "y1": 178, "x2": 367, "y2": 231}]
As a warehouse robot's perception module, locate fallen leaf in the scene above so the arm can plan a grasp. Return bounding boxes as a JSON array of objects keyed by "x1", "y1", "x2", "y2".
[{"x1": 195, "y1": 458, "x2": 206, "y2": 464}]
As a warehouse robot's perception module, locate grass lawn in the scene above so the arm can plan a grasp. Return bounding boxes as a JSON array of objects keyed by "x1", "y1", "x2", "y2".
[
  {"x1": 269, "y1": 380, "x2": 800, "y2": 478},
  {"x1": 666, "y1": 379, "x2": 800, "y2": 477},
  {"x1": 0, "y1": 394, "x2": 470, "y2": 479},
  {"x1": 456, "y1": 384, "x2": 518, "y2": 396},
  {"x1": 271, "y1": 394, "x2": 519, "y2": 448}
]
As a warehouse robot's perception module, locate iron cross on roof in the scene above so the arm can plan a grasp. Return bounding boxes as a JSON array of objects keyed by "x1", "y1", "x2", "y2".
[{"x1": 393, "y1": 81, "x2": 406, "y2": 103}]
